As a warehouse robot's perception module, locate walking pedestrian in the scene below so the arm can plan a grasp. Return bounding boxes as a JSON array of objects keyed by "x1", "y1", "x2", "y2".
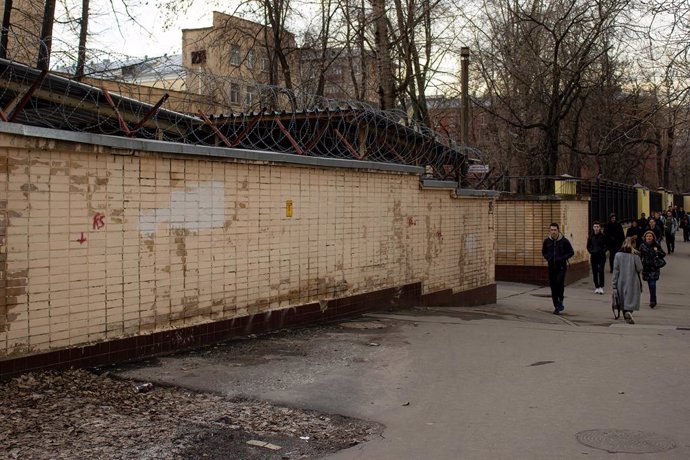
[
  {"x1": 639, "y1": 230, "x2": 666, "y2": 309},
  {"x1": 612, "y1": 237, "x2": 643, "y2": 324},
  {"x1": 648, "y1": 218, "x2": 663, "y2": 243},
  {"x1": 654, "y1": 211, "x2": 664, "y2": 229},
  {"x1": 637, "y1": 213, "x2": 649, "y2": 232},
  {"x1": 680, "y1": 213, "x2": 689, "y2": 242},
  {"x1": 587, "y1": 221, "x2": 607, "y2": 295},
  {"x1": 542, "y1": 223, "x2": 575, "y2": 315},
  {"x1": 604, "y1": 213, "x2": 625, "y2": 273},
  {"x1": 662, "y1": 210, "x2": 678, "y2": 254},
  {"x1": 626, "y1": 219, "x2": 643, "y2": 247}
]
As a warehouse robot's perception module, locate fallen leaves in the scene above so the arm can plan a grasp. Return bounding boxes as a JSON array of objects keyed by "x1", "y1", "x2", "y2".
[{"x1": 0, "y1": 369, "x2": 380, "y2": 459}]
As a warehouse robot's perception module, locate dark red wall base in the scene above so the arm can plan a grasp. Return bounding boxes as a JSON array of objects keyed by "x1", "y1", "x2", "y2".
[
  {"x1": 421, "y1": 283, "x2": 497, "y2": 307},
  {"x1": 495, "y1": 261, "x2": 590, "y2": 286},
  {"x1": 1, "y1": 281, "x2": 497, "y2": 380}
]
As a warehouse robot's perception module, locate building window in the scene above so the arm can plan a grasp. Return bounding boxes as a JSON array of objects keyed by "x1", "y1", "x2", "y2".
[
  {"x1": 245, "y1": 85, "x2": 256, "y2": 106},
  {"x1": 191, "y1": 50, "x2": 206, "y2": 65},
  {"x1": 246, "y1": 50, "x2": 255, "y2": 69},
  {"x1": 230, "y1": 83, "x2": 241, "y2": 104},
  {"x1": 261, "y1": 56, "x2": 270, "y2": 72},
  {"x1": 230, "y1": 45, "x2": 241, "y2": 66}
]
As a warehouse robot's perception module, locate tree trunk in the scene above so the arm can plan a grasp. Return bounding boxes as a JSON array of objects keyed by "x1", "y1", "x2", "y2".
[
  {"x1": 373, "y1": 0, "x2": 395, "y2": 109},
  {"x1": 0, "y1": 0, "x2": 13, "y2": 59},
  {"x1": 662, "y1": 124, "x2": 674, "y2": 188},
  {"x1": 568, "y1": 98, "x2": 586, "y2": 176},
  {"x1": 545, "y1": 96, "x2": 561, "y2": 176},
  {"x1": 654, "y1": 128, "x2": 663, "y2": 187},
  {"x1": 545, "y1": 62, "x2": 562, "y2": 176},
  {"x1": 75, "y1": 0, "x2": 90, "y2": 80},
  {"x1": 546, "y1": 122, "x2": 560, "y2": 176},
  {"x1": 37, "y1": 0, "x2": 57, "y2": 70}
]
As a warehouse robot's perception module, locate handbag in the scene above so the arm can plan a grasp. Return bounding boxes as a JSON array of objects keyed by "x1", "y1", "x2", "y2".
[
  {"x1": 612, "y1": 290, "x2": 621, "y2": 320},
  {"x1": 655, "y1": 256, "x2": 666, "y2": 269}
]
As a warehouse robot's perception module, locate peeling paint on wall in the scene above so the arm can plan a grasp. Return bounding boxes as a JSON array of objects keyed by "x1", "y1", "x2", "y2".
[{"x1": 139, "y1": 181, "x2": 225, "y2": 234}]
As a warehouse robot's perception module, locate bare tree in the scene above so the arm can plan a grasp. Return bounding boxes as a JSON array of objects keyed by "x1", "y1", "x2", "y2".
[{"x1": 466, "y1": 0, "x2": 635, "y2": 176}]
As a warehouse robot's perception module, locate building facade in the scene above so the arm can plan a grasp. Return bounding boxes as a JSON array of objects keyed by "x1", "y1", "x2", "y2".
[
  {"x1": 1, "y1": 0, "x2": 43, "y2": 67},
  {"x1": 182, "y1": 12, "x2": 298, "y2": 113}
]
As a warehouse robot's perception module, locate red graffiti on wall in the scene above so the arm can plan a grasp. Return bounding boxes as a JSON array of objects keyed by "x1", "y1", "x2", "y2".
[
  {"x1": 76, "y1": 232, "x2": 87, "y2": 244},
  {"x1": 436, "y1": 230, "x2": 443, "y2": 241},
  {"x1": 407, "y1": 216, "x2": 417, "y2": 226},
  {"x1": 92, "y1": 213, "x2": 105, "y2": 230}
]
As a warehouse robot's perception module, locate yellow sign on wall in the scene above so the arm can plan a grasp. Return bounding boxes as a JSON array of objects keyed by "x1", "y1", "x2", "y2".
[{"x1": 286, "y1": 200, "x2": 293, "y2": 217}]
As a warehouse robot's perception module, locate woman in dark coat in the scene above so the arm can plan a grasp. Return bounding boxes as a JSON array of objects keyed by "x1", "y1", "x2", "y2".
[{"x1": 639, "y1": 230, "x2": 666, "y2": 308}]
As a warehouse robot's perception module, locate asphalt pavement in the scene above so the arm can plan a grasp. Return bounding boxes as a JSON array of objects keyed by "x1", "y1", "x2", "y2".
[{"x1": 116, "y1": 238, "x2": 690, "y2": 459}]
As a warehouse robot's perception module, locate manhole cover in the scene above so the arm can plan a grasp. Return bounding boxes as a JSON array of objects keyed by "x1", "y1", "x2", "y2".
[
  {"x1": 339, "y1": 321, "x2": 387, "y2": 330},
  {"x1": 576, "y1": 429, "x2": 676, "y2": 453}
]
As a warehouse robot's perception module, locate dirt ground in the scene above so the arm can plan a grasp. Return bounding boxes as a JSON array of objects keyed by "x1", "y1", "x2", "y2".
[
  {"x1": 0, "y1": 322, "x2": 394, "y2": 460},
  {"x1": 0, "y1": 368, "x2": 381, "y2": 459}
]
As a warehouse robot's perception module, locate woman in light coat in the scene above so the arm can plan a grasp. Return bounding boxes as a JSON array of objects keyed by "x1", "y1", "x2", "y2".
[{"x1": 612, "y1": 237, "x2": 643, "y2": 324}]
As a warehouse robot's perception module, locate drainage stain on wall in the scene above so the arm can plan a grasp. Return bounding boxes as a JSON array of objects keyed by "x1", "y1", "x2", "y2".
[{"x1": 0, "y1": 203, "x2": 7, "y2": 333}]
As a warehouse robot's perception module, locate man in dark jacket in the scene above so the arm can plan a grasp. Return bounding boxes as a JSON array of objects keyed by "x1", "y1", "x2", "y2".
[
  {"x1": 662, "y1": 210, "x2": 678, "y2": 254},
  {"x1": 603, "y1": 213, "x2": 625, "y2": 273},
  {"x1": 542, "y1": 223, "x2": 575, "y2": 314},
  {"x1": 587, "y1": 221, "x2": 607, "y2": 295},
  {"x1": 625, "y1": 219, "x2": 643, "y2": 247}
]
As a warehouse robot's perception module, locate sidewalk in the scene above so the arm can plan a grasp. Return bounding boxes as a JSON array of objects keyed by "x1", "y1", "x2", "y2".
[
  {"x1": 116, "y1": 239, "x2": 690, "y2": 459},
  {"x1": 513, "y1": 236, "x2": 690, "y2": 328}
]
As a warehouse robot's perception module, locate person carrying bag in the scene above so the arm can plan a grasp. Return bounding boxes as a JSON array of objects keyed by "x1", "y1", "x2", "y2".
[{"x1": 639, "y1": 230, "x2": 666, "y2": 308}]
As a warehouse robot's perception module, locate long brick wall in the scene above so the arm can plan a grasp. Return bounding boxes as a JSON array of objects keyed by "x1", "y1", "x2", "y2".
[{"x1": 0, "y1": 127, "x2": 496, "y2": 373}]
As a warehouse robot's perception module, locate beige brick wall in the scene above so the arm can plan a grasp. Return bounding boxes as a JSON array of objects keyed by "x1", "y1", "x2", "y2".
[
  {"x1": 496, "y1": 198, "x2": 589, "y2": 266},
  {"x1": 0, "y1": 133, "x2": 495, "y2": 358}
]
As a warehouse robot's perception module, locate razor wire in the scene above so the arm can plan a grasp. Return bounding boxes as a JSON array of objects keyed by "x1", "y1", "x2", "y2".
[{"x1": 0, "y1": 32, "x2": 493, "y2": 182}]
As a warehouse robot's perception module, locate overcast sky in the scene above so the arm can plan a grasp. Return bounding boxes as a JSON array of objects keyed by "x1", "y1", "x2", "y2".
[{"x1": 57, "y1": 2, "x2": 214, "y2": 58}]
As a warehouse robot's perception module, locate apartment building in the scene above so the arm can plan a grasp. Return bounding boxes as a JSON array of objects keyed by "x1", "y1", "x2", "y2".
[
  {"x1": 182, "y1": 11, "x2": 298, "y2": 112},
  {"x1": 182, "y1": 11, "x2": 383, "y2": 112}
]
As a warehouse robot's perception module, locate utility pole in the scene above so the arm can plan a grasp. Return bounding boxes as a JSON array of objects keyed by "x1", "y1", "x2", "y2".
[
  {"x1": 460, "y1": 46, "x2": 470, "y2": 145},
  {"x1": 459, "y1": 46, "x2": 470, "y2": 188}
]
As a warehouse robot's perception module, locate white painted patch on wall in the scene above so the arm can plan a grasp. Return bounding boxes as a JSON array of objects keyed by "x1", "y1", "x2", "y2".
[
  {"x1": 139, "y1": 181, "x2": 225, "y2": 233},
  {"x1": 465, "y1": 234, "x2": 477, "y2": 252}
]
